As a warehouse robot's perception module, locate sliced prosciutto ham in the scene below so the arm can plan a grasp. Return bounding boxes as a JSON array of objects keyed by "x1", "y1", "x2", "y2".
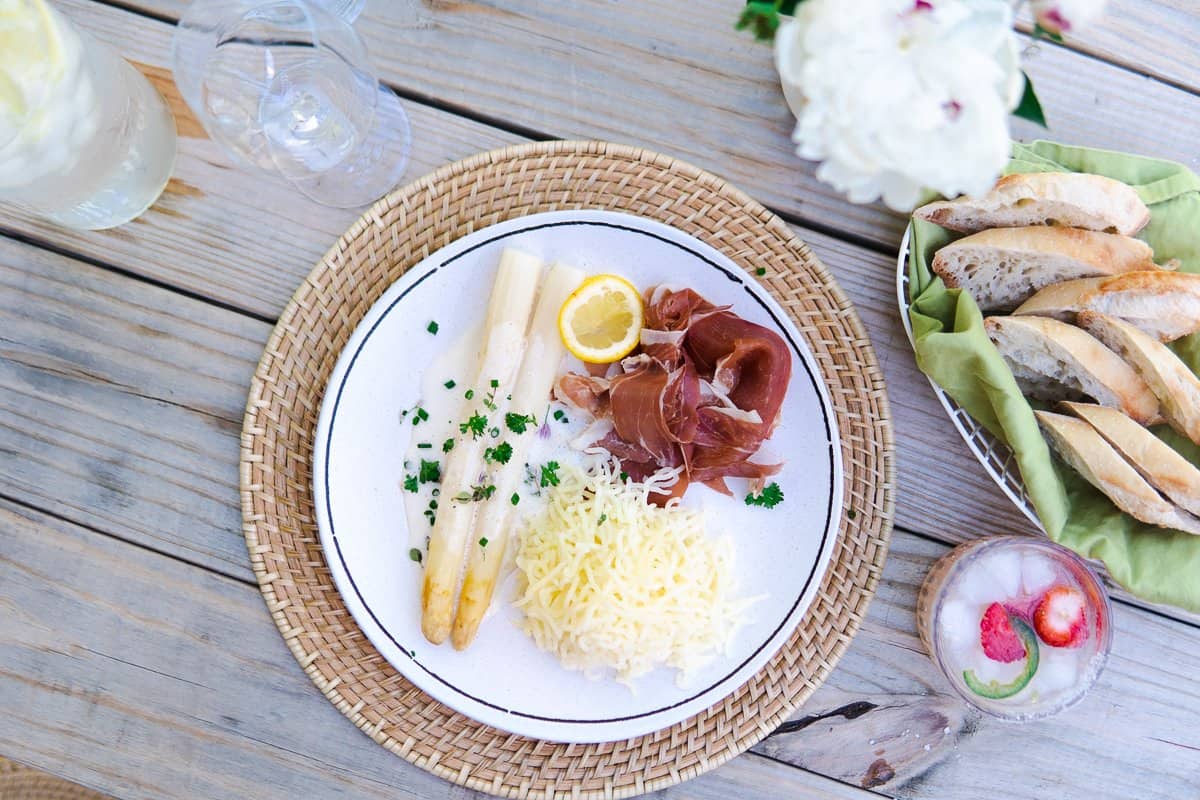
[{"x1": 553, "y1": 286, "x2": 791, "y2": 498}]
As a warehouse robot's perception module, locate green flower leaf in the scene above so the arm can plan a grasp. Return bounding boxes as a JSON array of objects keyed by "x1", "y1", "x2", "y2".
[{"x1": 1013, "y1": 72, "x2": 1049, "y2": 129}]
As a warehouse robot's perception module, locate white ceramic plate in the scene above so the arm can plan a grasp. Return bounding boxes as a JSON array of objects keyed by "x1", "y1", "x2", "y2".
[
  {"x1": 896, "y1": 225, "x2": 1042, "y2": 530},
  {"x1": 313, "y1": 209, "x2": 843, "y2": 743}
]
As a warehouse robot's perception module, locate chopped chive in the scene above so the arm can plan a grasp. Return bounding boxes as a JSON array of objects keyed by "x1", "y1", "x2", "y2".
[
  {"x1": 442, "y1": 438, "x2": 455, "y2": 453},
  {"x1": 755, "y1": 267, "x2": 767, "y2": 276},
  {"x1": 444, "y1": 379, "x2": 456, "y2": 390},
  {"x1": 598, "y1": 513, "x2": 607, "y2": 525},
  {"x1": 479, "y1": 537, "x2": 489, "y2": 548},
  {"x1": 465, "y1": 389, "x2": 475, "y2": 400},
  {"x1": 417, "y1": 408, "x2": 429, "y2": 421},
  {"x1": 417, "y1": 442, "x2": 432, "y2": 449},
  {"x1": 418, "y1": 459, "x2": 441, "y2": 484},
  {"x1": 426, "y1": 320, "x2": 439, "y2": 334},
  {"x1": 553, "y1": 409, "x2": 566, "y2": 421},
  {"x1": 510, "y1": 492, "x2": 520, "y2": 506},
  {"x1": 489, "y1": 426, "x2": 501, "y2": 438},
  {"x1": 409, "y1": 548, "x2": 422, "y2": 563},
  {"x1": 490, "y1": 379, "x2": 499, "y2": 388}
]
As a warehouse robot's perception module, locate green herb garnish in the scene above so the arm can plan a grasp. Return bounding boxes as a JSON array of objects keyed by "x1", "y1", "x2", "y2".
[
  {"x1": 409, "y1": 548, "x2": 422, "y2": 563},
  {"x1": 426, "y1": 320, "x2": 439, "y2": 334},
  {"x1": 539, "y1": 461, "x2": 561, "y2": 488},
  {"x1": 505, "y1": 412, "x2": 537, "y2": 434},
  {"x1": 460, "y1": 412, "x2": 488, "y2": 439},
  {"x1": 418, "y1": 459, "x2": 441, "y2": 484},
  {"x1": 444, "y1": 379, "x2": 456, "y2": 390},
  {"x1": 745, "y1": 482, "x2": 784, "y2": 509},
  {"x1": 465, "y1": 389, "x2": 475, "y2": 400},
  {"x1": 454, "y1": 483, "x2": 497, "y2": 502},
  {"x1": 510, "y1": 492, "x2": 520, "y2": 506},
  {"x1": 553, "y1": 409, "x2": 566, "y2": 422},
  {"x1": 442, "y1": 438, "x2": 455, "y2": 453},
  {"x1": 479, "y1": 537, "x2": 489, "y2": 548},
  {"x1": 598, "y1": 513, "x2": 607, "y2": 525},
  {"x1": 417, "y1": 442, "x2": 432, "y2": 449},
  {"x1": 755, "y1": 267, "x2": 767, "y2": 276},
  {"x1": 403, "y1": 475, "x2": 418, "y2": 493},
  {"x1": 484, "y1": 441, "x2": 513, "y2": 465}
]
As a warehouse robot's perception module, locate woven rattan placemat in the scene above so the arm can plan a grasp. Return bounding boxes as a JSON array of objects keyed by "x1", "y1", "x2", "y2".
[
  {"x1": 0, "y1": 759, "x2": 111, "y2": 800},
  {"x1": 240, "y1": 140, "x2": 895, "y2": 799}
]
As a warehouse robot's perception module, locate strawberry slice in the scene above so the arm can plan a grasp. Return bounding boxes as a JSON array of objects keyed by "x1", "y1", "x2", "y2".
[
  {"x1": 1033, "y1": 586, "x2": 1088, "y2": 648},
  {"x1": 979, "y1": 602, "x2": 1027, "y2": 663}
]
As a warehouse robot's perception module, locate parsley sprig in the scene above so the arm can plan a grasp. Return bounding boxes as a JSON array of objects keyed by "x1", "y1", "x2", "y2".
[
  {"x1": 505, "y1": 412, "x2": 537, "y2": 434},
  {"x1": 745, "y1": 482, "x2": 784, "y2": 509}
]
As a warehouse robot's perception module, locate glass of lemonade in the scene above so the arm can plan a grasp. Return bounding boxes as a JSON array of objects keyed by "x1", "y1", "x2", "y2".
[
  {"x1": 0, "y1": 0, "x2": 177, "y2": 230},
  {"x1": 917, "y1": 536, "x2": 1112, "y2": 721}
]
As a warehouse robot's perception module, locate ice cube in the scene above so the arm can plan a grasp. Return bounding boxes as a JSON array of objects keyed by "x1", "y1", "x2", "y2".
[
  {"x1": 1034, "y1": 648, "x2": 1081, "y2": 696},
  {"x1": 984, "y1": 549, "x2": 1023, "y2": 599},
  {"x1": 939, "y1": 599, "x2": 978, "y2": 652},
  {"x1": 1020, "y1": 552, "x2": 1058, "y2": 598}
]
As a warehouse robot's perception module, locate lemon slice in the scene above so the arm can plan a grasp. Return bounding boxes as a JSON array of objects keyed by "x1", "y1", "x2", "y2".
[{"x1": 558, "y1": 274, "x2": 644, "y2": 363}]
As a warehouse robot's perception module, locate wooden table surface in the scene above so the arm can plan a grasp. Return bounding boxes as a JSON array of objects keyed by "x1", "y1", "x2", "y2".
[{"x1": 2, "y1": 2, "x2": 1198, "y2": 798}]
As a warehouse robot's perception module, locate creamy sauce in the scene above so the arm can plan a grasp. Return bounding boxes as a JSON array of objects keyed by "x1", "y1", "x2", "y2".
[{"x1": 401, "y1": 326, "x2": 593, "y2": 567}]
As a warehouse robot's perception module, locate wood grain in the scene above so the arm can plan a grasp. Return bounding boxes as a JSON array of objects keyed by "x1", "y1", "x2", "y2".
[
  {"x1": 1017, "y1": 0, "x2": 1200, "y2": 94},
  {"x1": 3, "y1": 499, "x2": 1198, "y2": 800},
  {"x1": 0, "y1": 497, "x2": 872, "y2": 800},
  {"x1": 99, "y1": 0, "x2": 1200, "y2": 250}
]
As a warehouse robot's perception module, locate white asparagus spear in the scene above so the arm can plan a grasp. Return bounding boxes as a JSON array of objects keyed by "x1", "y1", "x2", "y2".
[
  {"x1": 421, "y1": 248, "x2": 543, "y2": 645},
  {"x1": 451, "y1": 261, "x2": 585, "y2": 650}
]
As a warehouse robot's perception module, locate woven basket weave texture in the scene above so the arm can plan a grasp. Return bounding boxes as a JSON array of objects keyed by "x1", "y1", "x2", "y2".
[{"x1": 240, "y1": 140, "x2": 895, "y2": 799}]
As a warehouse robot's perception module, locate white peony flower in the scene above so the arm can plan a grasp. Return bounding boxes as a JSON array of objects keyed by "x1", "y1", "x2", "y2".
[
  {"x1": 774, "y1": 0, "x2": 1023, "y2": 211},
  {"x1": 1030, "y1": 0, "x2": 1107, "y2": 35}
]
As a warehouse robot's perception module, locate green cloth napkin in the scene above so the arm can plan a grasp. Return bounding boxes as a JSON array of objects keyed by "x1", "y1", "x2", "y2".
[{"x1": 907, "y1": 140, "x2": 1200, "y2": 613}]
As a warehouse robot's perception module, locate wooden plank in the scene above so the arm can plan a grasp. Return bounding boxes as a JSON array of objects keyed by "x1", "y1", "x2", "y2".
[
  {"x1": 0, "y1": 497, "x2": 873, "y2": 800},
  {"x1": 0, "y1": 236, "x2": 264, "y2": 579},
  {"x1": 3, "y1": 499, "x2": 1198, "y2": 800},
  {"x1": 99, "y1": 0, "x2": 1200, "y2": 249},
  {"x1": 0, "y1": 0, "x2": 523, "y2": 321},
  {"x1": 0, "y1": 3, "x2": 1189, "y2": 618},
  {"x1": 1017, "y1": 0, "x2": 1200, "y2": 94}
]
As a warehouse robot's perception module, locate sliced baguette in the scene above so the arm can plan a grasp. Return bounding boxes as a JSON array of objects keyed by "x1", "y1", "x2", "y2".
[
  {"x1": 1014, "y1": 271, "x2": 1200, "y2": 342},
  {"x1": 1035, "y1": 410, "x2": 1200, "y2": 535},
  {"x1": 915, "y1": 172, "x2": 1150, "y2": 236},
  {"x1": 985, "y1": 315, "x2": 1160, "y2": 424},
  {"x1": 1062, "y1": 402, "x2": 1200, "y2": 517},
  {"x1": 931, "y1": 227, "x2": 1159, "y2": 312},
  {"x1": 1079, "y1": 311, "x2": 1200, "y2": 445}
]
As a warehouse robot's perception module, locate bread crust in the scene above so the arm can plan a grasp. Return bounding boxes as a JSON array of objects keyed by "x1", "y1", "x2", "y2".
[
  {"x1": 915, "y1": 172, "x2": 1151, "y2": 236},
  {"x1": 1015, "y1": 271, "x2": 1200, "y2": 342},
  {"x1": 985, "y1": 315, "x2": 1160, "y2": 425},
  {"x1": 1079, "y1": 311, "x2": 1200, "y2": 445},
  {"x1": 1063, "y1": 402, "x2": 1200, "y2": 517},
  {"x1": 1036, "y1": 410, "x2": 1200, "y2": 535},
  {"x1": 932, "y1": 227, "x2": 1159, "y2": 312}
]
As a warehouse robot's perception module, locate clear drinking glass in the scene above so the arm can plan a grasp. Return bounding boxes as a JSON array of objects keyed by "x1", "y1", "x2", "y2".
[
  {"x1": 172, "y1": 0, "x2": 410, "y2": 208},
  {"x1": 917, "y1": 536, "x2": 1112, "y2": 722},
  {"x1": 0, "y1": 1, "x2": 178, "y2": 230}
]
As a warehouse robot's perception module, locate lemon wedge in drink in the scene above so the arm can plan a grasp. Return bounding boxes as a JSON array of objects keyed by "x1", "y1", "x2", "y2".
[
  {"x1": 0, "y1": 0, "x2": 65, "y2": 126},
  {"x1": 558, "y1": 274, "x2": 644, "y2": 363}
]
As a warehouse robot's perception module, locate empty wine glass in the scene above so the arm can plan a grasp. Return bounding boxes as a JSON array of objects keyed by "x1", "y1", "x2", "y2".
[{"x1": 172, "y1": 0, "x2": 409, "y2": 208}]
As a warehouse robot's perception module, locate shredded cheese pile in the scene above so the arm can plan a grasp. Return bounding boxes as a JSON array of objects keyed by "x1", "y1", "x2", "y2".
[{"x1": 514, "y1": 462, "x2": 757, "y2": 685}]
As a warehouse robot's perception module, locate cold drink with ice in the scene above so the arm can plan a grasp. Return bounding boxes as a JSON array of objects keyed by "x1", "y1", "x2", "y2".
[
  {"x1": 917, "y1": 536, "x2": 1111, "y2": 721},
  {"x1": 0, "y1": 1, "x2": 177, "y2": 229}
]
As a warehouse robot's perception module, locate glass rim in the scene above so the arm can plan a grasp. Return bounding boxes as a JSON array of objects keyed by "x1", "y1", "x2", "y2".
[{"x1": 927, "y1": 535, "x2": 1114, "y2": 722}]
